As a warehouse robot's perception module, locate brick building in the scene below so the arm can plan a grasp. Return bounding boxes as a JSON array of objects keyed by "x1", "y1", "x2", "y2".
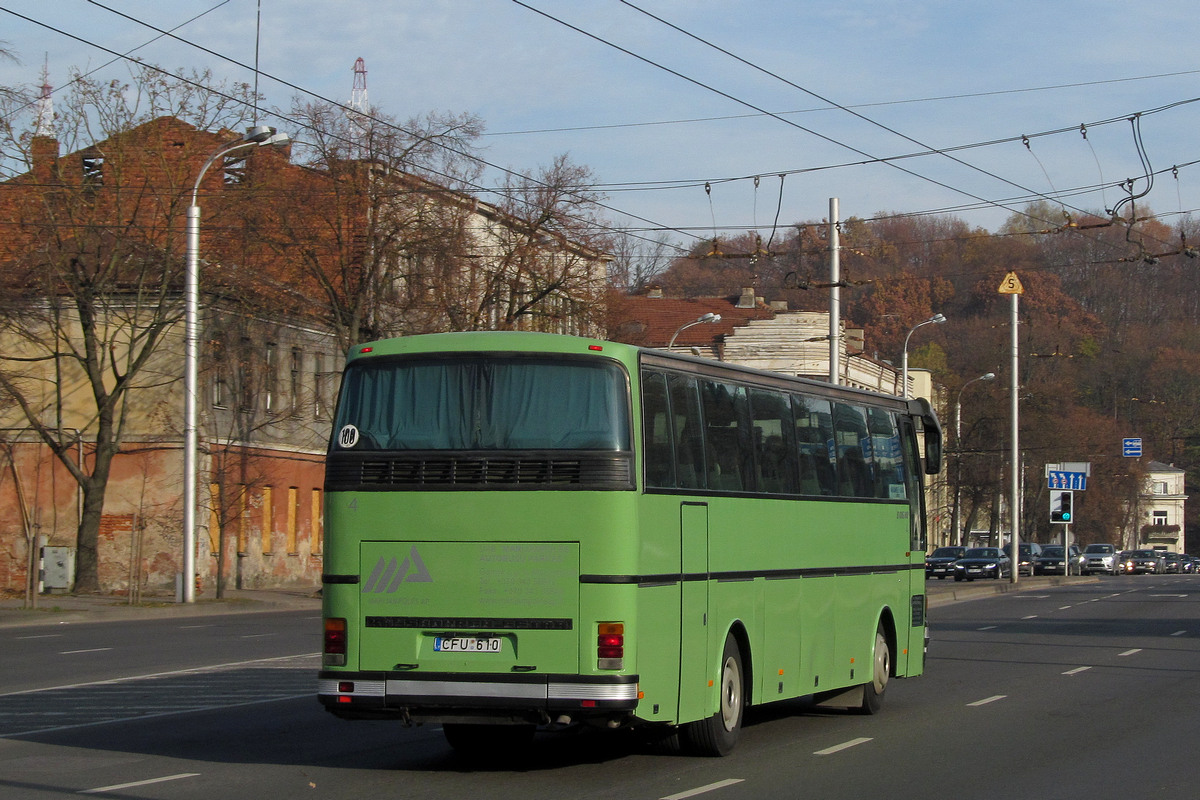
[{"x1": 0, "y1": 116, "x2": 608, "y2": 599}]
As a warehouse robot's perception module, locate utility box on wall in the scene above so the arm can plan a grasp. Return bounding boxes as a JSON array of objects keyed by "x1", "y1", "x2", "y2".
[{"x1": 42, "y1": 546, "x2": 75, "y2": 592}]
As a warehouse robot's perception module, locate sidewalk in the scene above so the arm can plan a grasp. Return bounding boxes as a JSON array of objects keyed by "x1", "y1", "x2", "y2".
[
  {"x1": 926, "y1": 573, "x2": 1099, "y2": 607},
  {"x1": 0, "y1": 587, "x2": 322, "y2": 628}
]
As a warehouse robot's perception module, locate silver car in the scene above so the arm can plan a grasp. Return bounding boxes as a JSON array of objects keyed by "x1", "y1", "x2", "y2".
[{"x1": 1082, "y1": 543, "x2": 1119, "y2": 575}]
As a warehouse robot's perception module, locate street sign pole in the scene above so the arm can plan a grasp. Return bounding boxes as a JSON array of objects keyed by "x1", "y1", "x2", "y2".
[{"x1": 999, "y1": 273, "x2": 1023, "y2": 584}]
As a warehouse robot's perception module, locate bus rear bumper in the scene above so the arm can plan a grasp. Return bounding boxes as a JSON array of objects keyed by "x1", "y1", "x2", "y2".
[{"x1": 318, "y1": 671, "x2": 640, "y2": 726}]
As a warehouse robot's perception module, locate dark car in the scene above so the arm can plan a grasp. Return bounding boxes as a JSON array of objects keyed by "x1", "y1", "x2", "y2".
[
  {"x1": 1034, "y1": 544, "x2": 1083, "y2": 576},
  {"x1": 1121, "y1": 549, "x2": 1165, "y2": 574},
  {"x1": 953, "y1": 547, "x2": 1011, "y2": 581},
  {"x1": 926, "y1": 546, "x2": 967, "y2": 580},
  {"x1": 1082, "y1": 543, "x2": 1120, "y2": 575},
  {"x1": 1005, "y1": 542, "x2": 1044, "y2": 576},
  {"x1": 1163, "y1": 552, "x2": 1183, "y2": 573}
]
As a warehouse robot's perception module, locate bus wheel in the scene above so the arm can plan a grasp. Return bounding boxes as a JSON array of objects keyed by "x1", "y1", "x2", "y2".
[
  {"x1": 443, "y1": 723, "x2": 534, "y2": 757},
  {"x1": 856, "y1": 624, "x2": 891, "y2": 715},
  {"x1": 683, "y1": 635, "x2": 744, "y2": 756}
]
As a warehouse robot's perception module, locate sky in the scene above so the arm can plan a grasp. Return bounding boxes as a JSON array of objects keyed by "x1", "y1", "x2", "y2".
[{"x1": 3, "y1": 0, "x2": 1200, "y2": 255}]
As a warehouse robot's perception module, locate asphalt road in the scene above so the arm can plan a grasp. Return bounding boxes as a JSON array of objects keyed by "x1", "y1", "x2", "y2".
[{"x1": 3, "y1": 574, "x2": 1199, "y2": 799}]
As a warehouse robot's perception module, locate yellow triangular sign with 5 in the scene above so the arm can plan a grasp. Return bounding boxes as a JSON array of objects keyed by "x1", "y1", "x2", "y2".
[{"x1": 997, "y1": 271, "x2": 1024, "y2": 294}]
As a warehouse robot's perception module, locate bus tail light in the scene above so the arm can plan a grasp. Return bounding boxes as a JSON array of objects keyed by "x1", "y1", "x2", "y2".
[
  {"x1": 324, "y1": 618, "x2": 348, "y2": 666},
  {"x1": 598, "y1": 622, "x2": 624, "y2": 670}
]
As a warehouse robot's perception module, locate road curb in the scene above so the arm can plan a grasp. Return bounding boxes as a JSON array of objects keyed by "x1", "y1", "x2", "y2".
[{"x1": 927, "y1": 575, "x2": 1101, "y2": 608}]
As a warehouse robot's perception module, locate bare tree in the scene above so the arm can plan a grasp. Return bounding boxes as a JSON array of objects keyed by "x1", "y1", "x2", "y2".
[{"x1": 0, "y1": 64, "x2": 256, "y2": 592}]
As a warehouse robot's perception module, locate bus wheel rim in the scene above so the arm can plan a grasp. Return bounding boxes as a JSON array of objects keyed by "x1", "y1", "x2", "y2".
[{"x1": 720, "y1": 655, "x2": 742, "y2": 730}]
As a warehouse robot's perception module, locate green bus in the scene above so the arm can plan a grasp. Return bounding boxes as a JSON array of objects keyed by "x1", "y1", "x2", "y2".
[{"x1": 318, "y1": 331, "x2": 942, "y2": 755}]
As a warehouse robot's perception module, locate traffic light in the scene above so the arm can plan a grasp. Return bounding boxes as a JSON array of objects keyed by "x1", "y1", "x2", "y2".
[{"x1": 1050, "y1": 490, "x2": 1073, "y2": 523}]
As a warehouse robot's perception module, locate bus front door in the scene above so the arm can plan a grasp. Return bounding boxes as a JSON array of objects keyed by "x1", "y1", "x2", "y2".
[{"x1": 678, "y1": 501, "x2": 710, "y2": 723}]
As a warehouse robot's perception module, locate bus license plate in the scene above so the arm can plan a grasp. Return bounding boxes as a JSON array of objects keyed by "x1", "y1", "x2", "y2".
[{"x1": 434, "y1": 636, "x2": 502, "y2": 653}]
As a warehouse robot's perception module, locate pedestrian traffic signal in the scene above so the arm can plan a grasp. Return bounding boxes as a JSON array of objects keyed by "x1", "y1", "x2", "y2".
[{"x1": 1050, "y1": 490, "x2": 1073, "y2": 523}]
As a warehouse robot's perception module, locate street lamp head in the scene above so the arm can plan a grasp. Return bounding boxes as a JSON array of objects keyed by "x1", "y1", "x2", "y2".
[
  {"x1": 980, "y1": 371, "x2": 996, "y2": 381},
  {"x1": 243, "y1": 125, "x2": 277, "y2": 144},
  {"x1": 698, "y1": 312, "x2": 720, "y2": 323},
  {"x1": 930, "y1": 313, "x2": 947, "y2": 325}
]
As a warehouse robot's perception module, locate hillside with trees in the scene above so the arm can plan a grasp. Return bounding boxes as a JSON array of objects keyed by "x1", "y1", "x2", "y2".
[{"x1": 638, "y1": 204, "x2": 1200, "y2": 549}]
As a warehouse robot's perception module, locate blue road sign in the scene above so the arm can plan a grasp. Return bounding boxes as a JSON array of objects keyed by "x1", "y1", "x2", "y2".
[
  {"x1": 1123, "y1": 438, "x2": 1143, "y2": 458},
  {"x1": 1047, "y1": 470, "x2": 1087, "y2": 490}
]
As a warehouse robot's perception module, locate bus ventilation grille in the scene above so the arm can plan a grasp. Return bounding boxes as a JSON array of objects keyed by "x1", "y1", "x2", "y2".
[{"x1": 326, "y1": 453, "x2": 634, "y2": 491}]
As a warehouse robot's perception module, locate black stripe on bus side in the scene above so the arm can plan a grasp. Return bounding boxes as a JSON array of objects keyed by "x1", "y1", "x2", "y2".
[
  {"x1": 323, "y1": 573, "x2": 361, "y2": 584},
  {"x1": 580, "y1": 563, "x2": 922, "y2": 585}
]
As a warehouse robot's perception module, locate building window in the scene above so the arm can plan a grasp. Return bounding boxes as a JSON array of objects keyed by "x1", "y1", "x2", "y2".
[
  {"x1": 224, "y1": 151, "x2": 248, "y2": 185},
  {"x1": 1153, "y1": 481, "x2": 1168, "y2": 495},
  {"x1": 261, "y1": 486, "x2": 274, "y2": 555},
  {"x1": 311, "y1": 488, "x2": 323, "y2": 555},
  {"x1": 1153, "y1": 511, "x2": 1169, "y2": 526},
  {"x1": 286, "y1": 487, "x2": 299, "y2": 554},
  {"x1": 313, "y1": 354, "x2": 327, "y2": 420},
  {"x1": 238, "y1": 337, "x2": 254, "y2": 411},
  {"x1": 81, "y1": 153, "x2": 104, "y2": 187},
  {"x1": 265, "y1": 342, "x2": 277, "y2": 413},
  {"x1": 290, "y1": 348, "x2": 303, "y2": 417},
  {"x1": 211, "y1": 339, "x2": 229, "y2": 408}
]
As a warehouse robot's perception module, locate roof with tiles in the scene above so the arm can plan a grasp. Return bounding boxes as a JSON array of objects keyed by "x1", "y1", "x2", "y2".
[{"x1": 607, "y1": 291, "x2": 776, "y2": 349}]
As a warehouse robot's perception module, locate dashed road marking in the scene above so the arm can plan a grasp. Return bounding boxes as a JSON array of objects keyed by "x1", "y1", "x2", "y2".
[
  {"x1": 661, "y1": 779, "x2": 744, "y2": 799},
  {"x1": 815, "y1": 737, "x2": 872, "y2": 755},
  {"x1": 967, "y1": 695, "x2": 1006, "y2": 707}
]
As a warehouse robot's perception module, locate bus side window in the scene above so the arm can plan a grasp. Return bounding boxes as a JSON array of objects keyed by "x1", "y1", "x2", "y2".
[
  {"x1": 868, "y1": 407, "x2": 906, "y2": 500},
  {"x1": 700, "y1": 380, "x2": 747, "y2": 491},
  {"x1": 833, "y1": 403, "x2": 873, "y2": 498},
  {"x1": 750, "y1": 388, "x2": 798, "y2": 494},
  {"x1": 792, "y1": 394, "x2": 836, "y2": 496},
  {"x1": 668, "y1": 373, "x2": 705, "y2": 490},
  {"x1": 641, "y1": 371, "x2": 674, "y2": 488}
]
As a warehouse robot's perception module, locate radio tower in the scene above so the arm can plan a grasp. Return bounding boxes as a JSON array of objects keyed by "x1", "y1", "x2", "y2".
[
  {"x1": 348, "y1": 57, "x2": 370, "y2": 154},
  {"x1": 34, "y1": 55, "x2": 54, "y2": 137},
  {"x1": 350, "y1": 57, "x2": 369, "y2": 115}
]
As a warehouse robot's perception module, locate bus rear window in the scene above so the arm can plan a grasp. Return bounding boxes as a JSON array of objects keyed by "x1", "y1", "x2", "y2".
[{"x1": 332, "y1": 356, "x2": 630, "y2": 452}]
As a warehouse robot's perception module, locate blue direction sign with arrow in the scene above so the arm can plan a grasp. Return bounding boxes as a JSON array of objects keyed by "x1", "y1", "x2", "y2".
[
  {"x1": 1047, "y1": 470, "x2": 1087, "y2": 490},
  {"x1": 1123, "y1": 438, "x2": 1143, "y2": 457}
]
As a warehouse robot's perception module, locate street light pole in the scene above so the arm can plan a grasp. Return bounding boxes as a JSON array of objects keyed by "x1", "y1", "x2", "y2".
[
  {"x1": 182, "y1": 126, "x2": 289, "y2": 603},
  {"x1": 900, "y1": 313, "x2": 946, "y2": 397},
  {"x1": 667, "y1": 312, "x2": 722, "y2": 350},
  {"x1": 952, "y1": 372, "x2": 996, "y2": 546}
]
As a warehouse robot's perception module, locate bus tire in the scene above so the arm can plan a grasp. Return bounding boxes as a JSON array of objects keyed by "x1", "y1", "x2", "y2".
[
  {"x1": 683, "y1": 634, "x2": 744, "y2": 756},
  {"x1": 856, "y1": 624, "x2": 891, "y2": 715},
  {"x1": 442, "y1": 722, "x2": 534, "y2": 756}
]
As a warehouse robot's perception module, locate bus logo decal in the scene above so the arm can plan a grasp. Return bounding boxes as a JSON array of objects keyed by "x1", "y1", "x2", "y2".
[
  {"x1": 338, "y1": 425, "x2": 360, "y2": 448},
  {"x1": 362, "y1": 547, "x2": 433, "y2": 593}
]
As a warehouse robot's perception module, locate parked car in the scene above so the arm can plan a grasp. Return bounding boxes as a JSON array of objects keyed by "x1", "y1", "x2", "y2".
[
  {"x1": 953, "y1": 547, "x2": 1011, "y2": 581},
  {"x1": 1081, "y1": 543, "x2": 1120, "y2": 575},
  {"x1": 1121, "y1": 549, "x2": 1166, "y2": 574},
  {"x1": 926, "y1": 546, "x2": 967, "y2": 580},
  {"x1": 1034, "y1": 544, "x2": 1083, "y2": 576},
  {"x1": 1163, "y1": 552, "x2": 1183, "y2": 573},
  {"x1": 1005, "y1": 542, "x2": 1044, "y2": 576}
]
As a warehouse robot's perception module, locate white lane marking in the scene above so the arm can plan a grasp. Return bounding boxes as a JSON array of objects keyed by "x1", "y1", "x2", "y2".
[
  {"x1": 60, "y1": 648, "x2": 113, "y2": 655},
  {"x1": 1171, "y1": 631, "x2": 1187, "y2": 637},
  {"x1": 1063, "y1": 666, "x2": 1092, "y2": 675},
  {"x1": 1, "y1": 652, "x2": 319, "y2": 697},
  {"x1": 814, "y1": 737, "x2": 872, "y2": 755},
  {"x1": 661, "y1": 779, "x2": 745, "y2": 799},
  {"x1": 1118, "y1": 649, "x2": 1142, "y2": 657},
  {"x1": 977, "y1": 625, "x2": 997, "y2": 631},
  {"x1": 239, "y1": 633, "x2": 277, "y2": 639},
  {"x1": 1017, "y1": 595, "x2": 1051, "y2": 599},
  {"x1": 967, "y1": 695, "x2": 1006, "y2": 707},
  {"x1": 1021, "y1": 615, "x2": 1037, "y2": 620},
  {"x1": 16, "y1": 634, "x2": 63, "y2": 640},
  {"x1": 1059, "y1": 606, "x2": 1073, "y2": 610},
  {"x1": 79, "y1": 773, "x2": 199, "y2": 794},
  {"x1": 1150, "y1": 594, "x2": 1188, "y2": 598}
]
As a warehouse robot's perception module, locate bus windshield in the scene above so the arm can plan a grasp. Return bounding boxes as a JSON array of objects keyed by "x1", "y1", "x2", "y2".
[{"x1": 332, "y1": 355, "x2": 630, "y2": 451}]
